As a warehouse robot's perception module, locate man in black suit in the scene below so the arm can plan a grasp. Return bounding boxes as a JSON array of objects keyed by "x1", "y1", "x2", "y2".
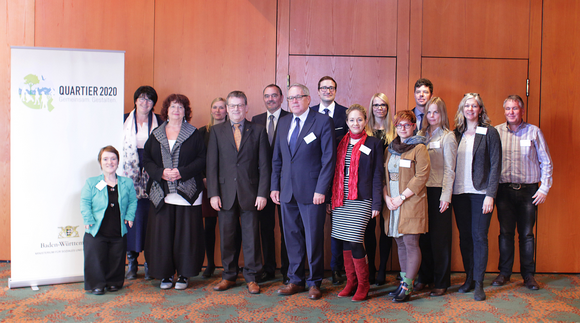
[
  {"x1": 251, "y1": 84, "x2": 290, "y2": 284},
  {"x1": 310, "y1": 76, "x2": 348, "y2": 285},
  {"x1": 206, "y1": 90, "x2": 271, "y2": 295},
  {"x1": 271, "y1": 83, "x2": 336, "y2": 300}
]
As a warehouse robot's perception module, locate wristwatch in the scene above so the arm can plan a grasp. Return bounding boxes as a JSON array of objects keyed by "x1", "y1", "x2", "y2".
[{"x1": 399, "y1": 194, "x2": 406, "y2": 201}]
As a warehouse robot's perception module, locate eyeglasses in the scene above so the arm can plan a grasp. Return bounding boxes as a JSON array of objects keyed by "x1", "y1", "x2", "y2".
[
  {"x1": 287, "y1": 95, "x2": 308, "y2": 102},
  {"x1": 372, "y1": 104, "x2": 387, "y2": 108},
  {"x1": 228, "y1": 104, "x2": 246, "y2": 109},
  {"x1": 395, "y1": 123, "x2": 414, "y2": 130},
  {"x1": 318, "y1": 86, "x2": 336, "y2": 92},
  {"x1": 138, "y1": 97, "x2": 153, "y2": 104}
]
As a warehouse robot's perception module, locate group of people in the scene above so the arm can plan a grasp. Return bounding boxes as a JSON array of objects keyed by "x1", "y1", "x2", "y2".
[{"x1": 79, "y1": 77, "x2": 553, "y2": 303}]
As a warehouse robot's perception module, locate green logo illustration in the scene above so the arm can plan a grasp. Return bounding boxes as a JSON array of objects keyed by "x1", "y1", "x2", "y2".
[{"x1": 19, "y1": 74, "x2": 56, "y2": 112}]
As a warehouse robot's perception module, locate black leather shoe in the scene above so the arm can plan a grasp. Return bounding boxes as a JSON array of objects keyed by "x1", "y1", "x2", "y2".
[
  {"x1": 414, "y1": 282, "x2": 428, "y2": 291},
  {"x1": 107, "y1": 285, "x2": 120, "y2": 292},
  {"x1": 474, "y1": 281, "x2": 486, "y2": 301},
  {"x1": 332, "y1": 270, "x2": 343, "y2": 285},
  {"x1": 202, "y1": 265, "x2": 215, "y2": 278},
  {"x1": 524, "y1": 275, "x2": 540, "y2": 290},
  {"x1": 458, "y1": 274, "x2": 475, "y2": 293},
  {"x1": 388, "y1": 283, "x2": 403, "y2": 297},
  {"x1": 282, "y1": 274, "x2": 290, "y2": 285},
  {"x1": 392, "y1": 282, "x2": 411, "y2": 302},
  {"x1": 258, "y1": 271, "x2": 276, "y2": 283},
  {"x1": 491, "y1": 274, "x2": 510, "y2": 286},
  {"x1": 92, "y1": 288, "x2": 105, "y2": 295}
]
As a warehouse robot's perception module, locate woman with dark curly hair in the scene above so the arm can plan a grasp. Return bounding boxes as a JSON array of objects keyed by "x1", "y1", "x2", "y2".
[{"x1": 143, "y1": 94, "x2": 206, "y2": 290}]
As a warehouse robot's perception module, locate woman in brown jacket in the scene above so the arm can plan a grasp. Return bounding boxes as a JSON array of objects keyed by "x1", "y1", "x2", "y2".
[{"x1": 383, "y1": 110, "x2": 430, "y2": 302}]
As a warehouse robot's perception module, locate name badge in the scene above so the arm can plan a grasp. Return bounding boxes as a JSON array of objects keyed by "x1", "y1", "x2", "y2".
[
  {"x1": 476, "y1": 126, "x2": 488, "y2": 135},
  {"x1": 359, "y1": 144, "x2": 371, "y2": 155},
  {"x1": 520, "y1": 139, "x2": 531, "y2": 147},
  {"x1": 304, "y1": 132, "x2": 317, "y2": 144},
  {"x1": 399, "y1": 159, "x2": 411, "y2": 168},
  {"x1": 429, "y1": 141, "x2": 441, "y2": 149},
  {"x1": 96, "y1": 180, "x2": 107, "y2": 191}
]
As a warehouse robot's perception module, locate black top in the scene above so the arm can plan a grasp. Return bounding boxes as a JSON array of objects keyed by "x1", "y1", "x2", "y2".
[
  {"x1": 98, "y1": 185, "x2": 121, "y2": 238},
  {"x1": 372, "y1": 129, "x2": 389, "y2": 151}
]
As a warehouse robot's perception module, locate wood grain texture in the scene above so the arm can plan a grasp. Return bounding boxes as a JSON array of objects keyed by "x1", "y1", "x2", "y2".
[
  {"x1": 422, "y1": 0, "x2": 530, "y2": 59},
  {"x1": 527, "y1": 0, "x2": 542, "y2": 126},
  {"x1": 34, "y1": 0, "x2": 155, "y2": 113},
  {"x1": 289, "y1": 55, "x2": 396, "y2": 110},
  {"x1": 154, "y1": 0, "x2": 277, "y2": 128},
  {"x1": 536, "y1": 0, "x2": 580, "y2": 273},
  {"x1": 289, "y1": 0, "x2": 397, "y2": 56},
  {"x1": 422, "y1": 57, "x2": 528, "y2": 272},
  {"x1": 0, "y1": 0, "x2": 35, "y2": 260}
]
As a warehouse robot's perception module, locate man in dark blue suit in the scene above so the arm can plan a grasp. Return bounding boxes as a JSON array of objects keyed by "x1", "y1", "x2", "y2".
[
  {"x1": 310, "y1": 76, "x2": 348, "y2": 285},
  {"x1": 271, "y1": 83, "x2": 336, "y2": 300},
  {"x1": 251, "y1": 84, "x2": 290, "y2": 284}
]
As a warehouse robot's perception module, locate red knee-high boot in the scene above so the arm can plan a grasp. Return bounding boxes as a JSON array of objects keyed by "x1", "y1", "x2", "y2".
[
  {"x1": 352, "y1": 256, "x2": 370, "y2": 301},
  {"x1": 338, "y1": 250, "x2": 357, "y2": 297}
]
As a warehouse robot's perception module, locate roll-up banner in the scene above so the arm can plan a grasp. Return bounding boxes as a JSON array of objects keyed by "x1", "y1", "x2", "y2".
[{"x1": 10, "y1": 47, "x2": 125, "y2": 288}]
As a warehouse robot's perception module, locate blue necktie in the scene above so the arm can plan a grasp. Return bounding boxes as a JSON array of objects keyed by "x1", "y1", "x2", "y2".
[
  {"x1": 289, "y1": 117, "x2": 301, "y2": 154},
  {"x1": 417, "y1": 113, "x2": 424, "y2": 130},
  {"x1": 323, "y1": 108, "x2": 330, "y2": 115}
]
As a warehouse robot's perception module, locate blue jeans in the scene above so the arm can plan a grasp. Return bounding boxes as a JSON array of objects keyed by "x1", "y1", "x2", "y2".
[
  {"x1": 453, "y1": 194, "x2": 492, "y2": 282},
  {"x1": 496, "y1": 183, "x2": 538, "y2": 278}
]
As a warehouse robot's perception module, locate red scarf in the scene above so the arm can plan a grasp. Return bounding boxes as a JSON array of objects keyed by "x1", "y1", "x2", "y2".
[{"x1": 331, "y1": 131, "x2": 367, "y2": 209}]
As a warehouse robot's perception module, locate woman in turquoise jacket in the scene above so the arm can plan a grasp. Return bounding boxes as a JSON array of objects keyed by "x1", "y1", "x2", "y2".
[{"x1": 81, "y1": 146, "x2": 137, "y2": 295}]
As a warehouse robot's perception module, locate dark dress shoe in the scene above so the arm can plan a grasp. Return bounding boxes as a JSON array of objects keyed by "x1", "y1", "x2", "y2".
[
  {"x1": 429, "y1": 288, "x2": 447, "y2": 297},
  {"x1": 213, "y1": 279, "x2": 236, "y2": 291},
  {"x1": 247, "y1": 281, "x2": 260, "y2": 294},
  {"x1": 491, "y1": 274, "x2": 510, "y2": 286},
  {"x1": 202, "y1": 265, "x2": 215, "y2": 278},
  {"x1": 332, "y1": 270, "x2": 343, "y2": 285},
  {"x1": 414, "y1": 282, "x2": 427, "y2": 291},
  {"x1": 282, "y1": 275, "x2": 290, "y2": 285},
  {"x1": 258, "y1": 271, "x2": 276, "y2": 283},
  {"x1": 392, "y1": 282, "x2": 411, "y2": 302},
  {"x1": 107, "y1": 285, "x2": 120, "y2": 292},
  {"x1": 524, "y1": 275, "x2": 540, "y2": 290},
  {"x1": 277, "y1": 283, "x2": 305, "y2": 295},
  {"x1": 308, "y1": 286, "x2": 322, "y2": 300},
  {"x1": 92, "y1": 288, "x2": 105, "y2": 295},
  {"x1": 388, "y1": 283, "x2": 403, "y2": 297},
  {"x1": 474, "y1": 281, "x2": 486, "y2": 301},
  {"x1": 375, "y1": 270, "x2": 386, "y2": 286}
]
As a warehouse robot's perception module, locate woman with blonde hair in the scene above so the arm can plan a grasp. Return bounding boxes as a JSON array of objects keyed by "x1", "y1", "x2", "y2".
[
  {"x1": 415, "y1": 97, "x2": 457, "y2": 296},
  {"x1": 365, "y1": 93, "x2": 396, "y2": 285},
  {"x1": 452, "y1": 93, "x2": 501, "y2": 301}
]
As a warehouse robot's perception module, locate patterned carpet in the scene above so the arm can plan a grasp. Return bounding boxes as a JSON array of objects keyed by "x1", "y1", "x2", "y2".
[{"x1": 1, "y1": 262, "x2": 579, "y2": 322}]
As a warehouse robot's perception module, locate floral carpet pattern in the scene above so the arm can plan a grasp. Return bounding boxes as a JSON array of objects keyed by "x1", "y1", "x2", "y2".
[{"x1": 0, "y1": 263, "x2": 579, "y2": 322}]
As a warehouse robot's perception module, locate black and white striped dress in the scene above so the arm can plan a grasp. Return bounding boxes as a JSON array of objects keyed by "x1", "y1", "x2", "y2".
[{"x1": 331, "y1": 144, "x2": 373, "y2": 243}]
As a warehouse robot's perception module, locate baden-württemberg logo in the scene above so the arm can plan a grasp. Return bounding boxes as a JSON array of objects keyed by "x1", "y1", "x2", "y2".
[
  {"x1": 58, "y1": 226, "x2": 80, "y2": 239},
  {"x1": 18, "y1": 74, "x2": 56, "y2": 112}
]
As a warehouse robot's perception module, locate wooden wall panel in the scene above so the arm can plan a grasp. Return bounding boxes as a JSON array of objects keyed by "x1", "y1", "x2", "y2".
[
  {"x1": 422, "y1": 0, "x2": 530, "y2": 59},
  {"x1": 422, "y1": 57, "x2": 528, "y2": 272},
  {"x1": 536, "y1": 0, "x2": 580, "y2": 272},
  {"x1": 0, "y1": 0, "x2": 35, "y2": 260},
  {"x1": 154, "y1": 0, "x2": 277, "y2": 129},
  {"x1": 289, "y1": 56, "x2": 396, "y2": 110},
  {"x1": 34, "y1": 0, "x2": 155, "y2": 113},
  {"x1": 289, "y1": 0, "x2": 397, "y2": 56}
]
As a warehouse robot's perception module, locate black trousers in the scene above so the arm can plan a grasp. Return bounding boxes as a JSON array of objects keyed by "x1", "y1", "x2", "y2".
[
  {"x1": 418, "y1": 187, "x2": 452, "y2": 288},
  {"x1": 260, "y1": 198, "x2": 289, "y2": 276},
  {"x1": 83, "y1": 233, "x2": 126, "y2": 290},
  {"x1": 219, "y1": 197, "x2": 262, "y2": 282},
  {"x1": 496, "y1": 183, "x2": 538, "y2": 278},
  {"x1": 144, "y1": 203, "x2": 205, "y2": 278}
]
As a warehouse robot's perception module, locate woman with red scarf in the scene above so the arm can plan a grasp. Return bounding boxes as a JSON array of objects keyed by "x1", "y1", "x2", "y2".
[{"x1": 330, "y1": 104, "x2": 384, "y2": 302}]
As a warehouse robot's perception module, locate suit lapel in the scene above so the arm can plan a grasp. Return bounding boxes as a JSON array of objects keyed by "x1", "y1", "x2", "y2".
[
  {"x1": 292, "y1": 109, "x2": 315, "y2": 156},
  {"x1": 221, "y1": 122, "x2": 237, "y2": 151},
  {"x1": 279, "y1": 114, "x2": 292, "y2": 156},
  {"x1": 239, "y1": 120, "x2": 253, "y2": 152},
  {"x1": 473, "y1": 132, "x2": 484, "y2": 157}
]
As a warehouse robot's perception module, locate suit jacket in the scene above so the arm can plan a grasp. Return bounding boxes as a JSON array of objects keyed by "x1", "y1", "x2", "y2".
[
  {"x1": 206, "y1": 120, "x2": 271, "y2": 211},
  {"x1": 333, "y1": 136, "x2": 385, "y2": 212},
  {"x1": 454, "y1": 124, "x2": 502, "y2": 198},
  {"x1": 383, "y1": 143, "x2": 430, "y2": 234},
  {"x1": 251, "y1": 109, "x2": 290, "y2": 151},
  {"x1": 271, "y1": 109, "x2": 336, "y2": 204},
  {"x1": 311, "y1": 103, "x2": 348, "y2": 143},
  {"x1": 81, "y1": 174, "x2": 137, "y2": 237}
]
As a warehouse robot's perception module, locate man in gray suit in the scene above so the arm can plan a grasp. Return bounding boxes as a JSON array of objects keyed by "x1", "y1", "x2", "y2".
[{"x1": 206, "y1": 90, "x2": 271, "y2": 295}]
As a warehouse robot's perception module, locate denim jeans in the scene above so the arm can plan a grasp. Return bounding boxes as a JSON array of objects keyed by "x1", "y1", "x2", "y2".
[
  {"x1": 496, "y1": 183, "x2": 538, "y2": 278},
  {"x1": 453, "y1": 193, "x2": 492, "y2": 282}
]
